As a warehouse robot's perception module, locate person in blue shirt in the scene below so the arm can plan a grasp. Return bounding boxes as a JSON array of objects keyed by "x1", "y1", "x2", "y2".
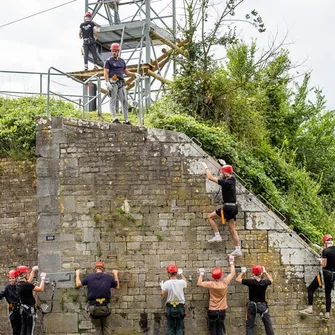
[
  {"x1": 76, "y1": 261, "x2": 119, "y2": 335},
  {"x1": 104, "y1": 43, "x2": 139, "y2": 125}
]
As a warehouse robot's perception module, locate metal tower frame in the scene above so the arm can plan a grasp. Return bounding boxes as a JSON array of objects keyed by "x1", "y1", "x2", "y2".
[{"x1": 81, "y1": 0, "x2": 178, "y2": 113}]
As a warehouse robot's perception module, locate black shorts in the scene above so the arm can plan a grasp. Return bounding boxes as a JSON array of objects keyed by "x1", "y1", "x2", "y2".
[{"x1": 215, "y1": 204, "x2": 238, "y2": 221}]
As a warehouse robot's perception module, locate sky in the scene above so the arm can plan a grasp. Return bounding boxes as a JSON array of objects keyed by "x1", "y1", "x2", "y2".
[{"x1": 1, "y1": 0, "x2": 335, "y2": 110}]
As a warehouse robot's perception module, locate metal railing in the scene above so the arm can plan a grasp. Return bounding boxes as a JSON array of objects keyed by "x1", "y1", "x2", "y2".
[{"x1": 46, "y1": 67, "x2": 102, "y2": 118}]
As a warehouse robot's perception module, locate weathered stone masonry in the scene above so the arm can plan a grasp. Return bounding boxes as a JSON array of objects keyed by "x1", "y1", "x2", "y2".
[{"x1": 0, "y1": 116, "x2": 333, "y2": 334}]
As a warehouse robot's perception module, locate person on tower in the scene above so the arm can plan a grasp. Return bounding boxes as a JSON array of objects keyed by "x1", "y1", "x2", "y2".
[
  {"x1": 104, "y1": 42, "x2": 139, "y2": 125},
  {"x1": 299, "y1": 234, "x2": 335, "y2": 319},
  {"x1": 201, "y1": 162, "x2": 242, "y2": 256},
  {"x1": 79, "y1": 11, "x2": 99, "y2": 71},
  {"x1": 0, "y1": 269, "x2": 21, "y2": 335}
]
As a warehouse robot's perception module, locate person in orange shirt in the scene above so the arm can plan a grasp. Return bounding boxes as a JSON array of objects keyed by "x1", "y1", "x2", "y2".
[{"x1": 197, "y1": 255, "x2": 235, "y2": 335}]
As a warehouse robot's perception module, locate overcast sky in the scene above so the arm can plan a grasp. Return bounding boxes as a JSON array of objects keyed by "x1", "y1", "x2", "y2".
[{"x1": 1, "y1": 0, "x2": 334, "y2": 110}]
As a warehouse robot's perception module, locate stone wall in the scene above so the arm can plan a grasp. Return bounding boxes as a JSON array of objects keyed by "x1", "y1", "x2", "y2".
[
  {"x1": 1, "y1": 117, "x2": 333, "y2": 334},
  {"x1": 0, "y1": 159, "x2": 38, "y2": 334},
  {"x1": 34, "y1": 116, "x2": 335, "y2": 334}
]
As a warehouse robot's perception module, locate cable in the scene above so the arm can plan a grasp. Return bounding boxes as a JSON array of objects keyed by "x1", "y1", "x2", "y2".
[{"x1": 0, "y1": 0, "x2": 77, "y2": 29}]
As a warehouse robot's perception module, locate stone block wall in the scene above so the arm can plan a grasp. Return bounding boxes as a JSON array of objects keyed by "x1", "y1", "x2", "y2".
[
  {"x1": 34, "y1": 117, "x2": 334, "y2": 334},
  {"x1": 1, "y1": 116, "x2": 332, "y2": 334},
  {"x1": 0, "y1": 159, "x2": 38, "y2": 334}
]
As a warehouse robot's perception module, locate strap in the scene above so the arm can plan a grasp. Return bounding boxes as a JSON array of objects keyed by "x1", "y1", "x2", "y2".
[{"x1": 220, "y1": 208, "x2": 225, "y2": 225}]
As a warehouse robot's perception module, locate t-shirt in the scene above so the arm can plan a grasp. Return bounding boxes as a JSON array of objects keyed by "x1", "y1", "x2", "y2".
[
  {"x1": 81, "y1": 273, "x2": 118, "y2": 302},
  {"x1": 17, "y1": 281, "x2": 36, "y2": 306},
  {"x1": 241, "y1": 279, "x2": 271, "y2": 302},
  {"x1": 322, "y1": 246, "x2": 335, "y2": 271},
  {"x1": 218, "y1": 176, "x2": 236, "y2": 204},
  {"x1": 0, "y1": 284, "x2": 20, "y2": 305},
  {"x1": 198, "y1": 279, "x2": 230, "y2": 310},
  {"x1": 104, "y1": 57, "x2": 127, "y2": 79},
  {"x1": 162, "y1": 279, "x2": 187, "y2": 304},
  {"x1": 79, "y1": 21, "x2": 98, "y2": 39}
]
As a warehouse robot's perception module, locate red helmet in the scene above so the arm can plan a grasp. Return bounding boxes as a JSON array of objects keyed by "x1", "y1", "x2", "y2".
[
  {"x1": 94, "y1": 261, "x2": 105, "y2": 270},
  {"x1": 322, "y1": 234, "x2": 334, "y2": 244},
  {"x1": 166, "y1": 264, "x2": 178, "y2": 274},
  {"x1": 17, "y1": 266, "x2": 30, "y2": 276},
  {"x1": 212, "y1": 268, "x2": 223, "y2": 280},
  {"x1": 252, "y1": 265, "x2": 263, "y2": 276},
  {"x1": 85, "y1": 11, "x2": 92, "y2": 17},
  {"x1": 8, "y1": 270, "x2": 18, "y2": 278},
  {"x1": 221, "y1": 165, "x2": 233, "y2": 175},
  {"x1": 111, "y1": 43, "x2": 120, "y2": 51}
]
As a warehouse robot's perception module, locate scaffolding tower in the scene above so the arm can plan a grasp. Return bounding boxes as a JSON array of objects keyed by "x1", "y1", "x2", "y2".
[{"x1": 69, "y1": 0, "x2": 182, "y2": 119}]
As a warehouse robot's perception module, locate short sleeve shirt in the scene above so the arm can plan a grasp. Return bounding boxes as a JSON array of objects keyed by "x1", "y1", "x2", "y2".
[
  {"x1": 218, "y1": 176, "x2": 236, "y2": 203},
  {"x1": 0, "y1": 284, "x2": 20, "y2": 304},
  {"x1": 322, "y1": 246, "x2": 335, "y2": 271},
  {"x1": 79, "y1": 21, "x2": 98, "y2": 39},
  {"x1": 241, "y1": 279, "x2": 271, "y2": 302},
  {"x1": 198, "y1": 278, "x2": 230, "y2": 310},
  {"x1": 81, "y1": 273, "x2": 118, "y2": 302},
  {"x1": 162, "y1": 279, "x2": 187, "y2": 304},
  {"x1": 17, "y1": 282, "x2": 36, "y2": 306},
  {"x1": 104, "y1": 57, "x2": 127, "y2": 79}
]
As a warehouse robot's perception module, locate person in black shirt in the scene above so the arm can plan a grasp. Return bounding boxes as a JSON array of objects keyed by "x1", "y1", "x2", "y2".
[
  {"x1": 201, "y1": 162, "x2": 241, "y2": 256},
  {"x1": 16, "y1": 266, "x2": 45, "y2": 335},
  {"x1": 236, "y1": 265, "x2": 275, "y2": 335},
  {"x1": 76, "y1": 261, "x2": 119, "y2": 335},
  {"x1": 300, "y1": 234, "x2": 335, "y2": 319},
  {"x1": 79, "y1": 11, "x2": 99, "y2": 71},
  {"x1": 0, "y1": 269, "x2": 21, "y2": 335}
]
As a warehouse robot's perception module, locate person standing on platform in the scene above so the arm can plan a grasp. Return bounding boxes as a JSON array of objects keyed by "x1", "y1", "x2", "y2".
[
  {"x1": 79, "y1": 11, "x2": 99, "y2": 71},
  {"x1": 104, "y1": 42, "x2": 139, "y2": 125}
]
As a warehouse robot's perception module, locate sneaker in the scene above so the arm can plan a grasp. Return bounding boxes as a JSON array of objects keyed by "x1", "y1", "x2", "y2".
[
  {"x1": 208, "y1": 235, "x2": 222, "y2": 243},
  {"x1": 299, "y1": 309, "x2": 313, "y2": 315},
  {"x1": 230, "y1": 249, "x2": 242, "y2": 256},
  {"x1": 93, "y1": 65, "x2": 99, "y2": 70},
  {"x1": 124, "y1": 120, "x2": 132, "y2": 125},
  {"x1": 113, "y1": 119, "x2": 121, "y2": 124},
  {"x1": 84, "y1": 67, "x2": 88, "y2": 71},
  {"x1": 325, "y1": 312, "x2": 330, "y2": 319}
]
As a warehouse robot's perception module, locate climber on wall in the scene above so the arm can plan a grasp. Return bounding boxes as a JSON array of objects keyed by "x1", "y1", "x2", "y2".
[
  {"x1": 300, "y1": 234, "x2": 335, "y2": 319},
  {"x1": 160, "y1": 264, "x2": 187, "y2": 335},
  {"x1": 197, "y1": 255, "x2": 236, "y2": 335},
  {"x1": 0, "y1": 269, "x2": 21, "y2": 335},
  {"x1": 236, "y1": 265, "x2": 275, "y2": 335},
  {"x1": 16, "y1": 266, "x2": 46, "y2": 335},
  {"x1": 76, "y1": 261, "x2": 119, "y2": 335},
  {"x1": 201, "y1": 162, "x2": 242, "y2": 256}
]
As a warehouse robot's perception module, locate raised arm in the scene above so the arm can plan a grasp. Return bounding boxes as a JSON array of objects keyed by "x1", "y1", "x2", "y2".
[
  {"x1": 75, "y1": 269, "x2": 83, "y2": 288},
  {"x1": 111, "y1": 270, "x2": 119, "y2": 289},
  {"x1": 236, "y1": 268, "x2": 246, "y2": 283},
  {"x1": 201, "y1": 162, "x2": 218, "y2": 183}
]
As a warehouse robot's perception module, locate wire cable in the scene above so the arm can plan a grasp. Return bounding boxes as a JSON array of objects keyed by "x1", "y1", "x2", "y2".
[{"x1": 0, "y1": 0, "x2": 77, "y2": 29}]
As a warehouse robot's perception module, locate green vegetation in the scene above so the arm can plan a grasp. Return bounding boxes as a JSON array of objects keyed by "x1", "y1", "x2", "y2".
[
  {"x1": 1, "y1": 1, "x2": 334, "y2": 243},
  {"x1": 148, "y1": 40, "x2": 335, "y2": 242}
]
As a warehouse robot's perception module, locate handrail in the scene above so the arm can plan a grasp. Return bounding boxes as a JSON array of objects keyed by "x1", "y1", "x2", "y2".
[{"x1": 46, "y1": 66, "x2": 102, "y2": 118}]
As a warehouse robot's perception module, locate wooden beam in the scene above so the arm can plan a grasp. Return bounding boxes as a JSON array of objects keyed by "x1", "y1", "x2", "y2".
[{"x1": 149, "y1": 29, "x2": 187, "y2": 57}]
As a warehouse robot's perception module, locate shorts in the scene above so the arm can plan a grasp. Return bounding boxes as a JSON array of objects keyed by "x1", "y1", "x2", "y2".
[{"x1": 215, "y1": 204, "x2": 238, "y2": 221}]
